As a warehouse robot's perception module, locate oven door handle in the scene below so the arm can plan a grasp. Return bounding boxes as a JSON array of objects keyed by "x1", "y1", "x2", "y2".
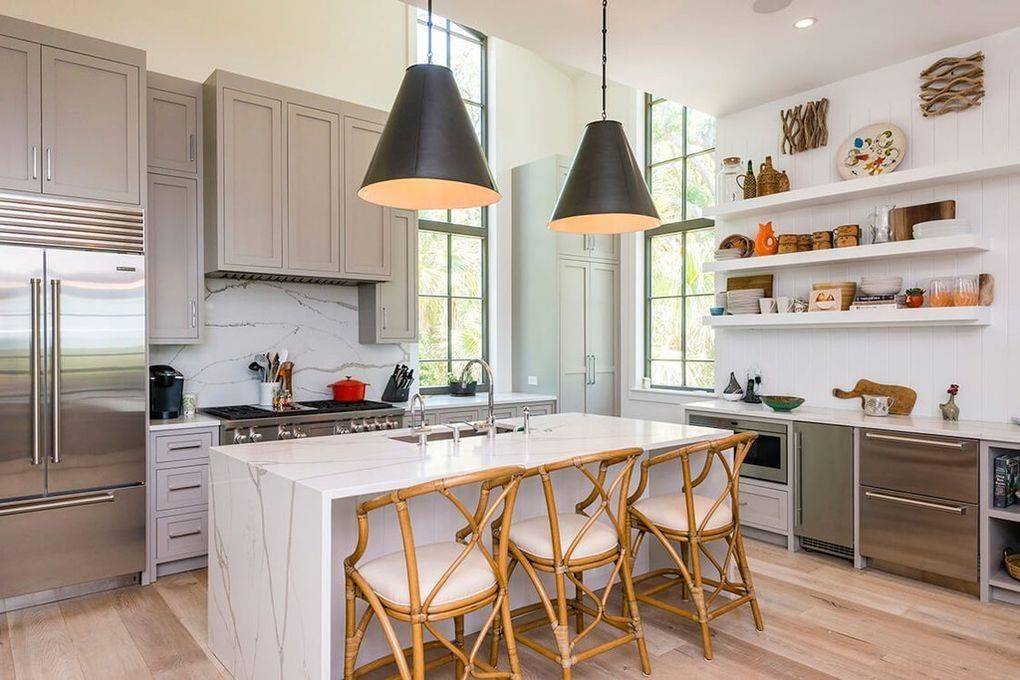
[{"x1": 864, "y1": 490, "x2": 967, "y2": 515}]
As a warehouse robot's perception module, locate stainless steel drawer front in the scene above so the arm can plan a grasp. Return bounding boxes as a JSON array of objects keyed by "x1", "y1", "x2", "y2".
[{"x1": 860, "y1": 429, "x2": 977, "y2": 503}]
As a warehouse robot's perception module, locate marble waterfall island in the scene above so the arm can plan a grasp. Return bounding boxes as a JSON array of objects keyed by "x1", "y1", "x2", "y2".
[{"x1": 207, "y1": 413, "x2": 732, "y2": 679}]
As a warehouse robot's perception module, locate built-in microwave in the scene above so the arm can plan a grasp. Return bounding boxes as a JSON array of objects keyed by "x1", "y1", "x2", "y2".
[{"x1": 687, "y1": 413, "x2": 788, "y2": 484}]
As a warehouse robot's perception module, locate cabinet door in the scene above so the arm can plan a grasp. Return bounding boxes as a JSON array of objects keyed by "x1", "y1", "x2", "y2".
[
  {"x1": 343, "y1": 116, "x2": 391, "y2": 279},
  {"x1": 558, "y1": 259, "x2": 588, "y2": 414},
  {"x1": 793, "y1": 422, "x2": 853, "y2": 548},
  {"x1": 286, "y1": 103, "x2": 340, "y2": 273},
  {"x1": 0, "y1": 36, "x2": 41, "y2": 193},
  {"x1": 554, "y1": 162, "x2": 588, "y2": 258},
  {"x1": 379, "y1": 209, "x2": 418, "y2": 340},
  {"x1": 221, "y1": 88, "x2": 283, "y2": 268},
  {"x1": 147, "y1": 88, "x2": 197, "y2": 173},
  {"x1": 41, "y1": 47, "x2": 140, "y2": 204},
  {"x1": 585, "y1": 261, "x2": 618, "y2": 416},
  {"x1": 148, "y1": 174, "x2": 200, "y2": 343},
  {"x1": 588, "y1": 233, "x2": 619, "y2": 262}
]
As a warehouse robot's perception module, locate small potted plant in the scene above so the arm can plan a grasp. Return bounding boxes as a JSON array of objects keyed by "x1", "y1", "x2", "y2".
[
  {"x1": 448, "y1": 371, "x2": 477, "y2": 397},
  {"x1": 905, "y1": 287, "x2": 925, "y2": 308}
]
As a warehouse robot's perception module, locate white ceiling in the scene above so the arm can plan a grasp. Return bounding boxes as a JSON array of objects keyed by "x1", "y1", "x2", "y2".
[{"x1": 411, "y1": 0, "x2": 1020, "y2": 116}]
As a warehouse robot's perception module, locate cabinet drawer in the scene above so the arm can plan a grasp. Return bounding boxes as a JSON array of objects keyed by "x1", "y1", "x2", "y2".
[
  {"x1": 434, "y1": 408, "x2": 481, "y2": 425},
  {"x1": 524, "y1": 402, "x2": 554, "y2": 416},
  {"x1": 492, "y1": 406, "x2": 518, "y2": 420},
  {"x1": 737, "y1": 484, "x2": 788, "y2": 532},
  {"x1": 154, "y1": 430, "x2": 214, "y2": 464},
  {"x1": 860, "y1": 429, "x2": 977, "y2": 503},
  {"x1": 156, "y1": 511, "x2": 208, "y2": 562},
  {"x1": 155, "y1": 464, "x2": 208, "y2": 511}
]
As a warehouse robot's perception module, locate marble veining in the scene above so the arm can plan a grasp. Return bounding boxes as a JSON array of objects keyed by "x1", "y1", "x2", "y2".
[{"x1": 151, "y1": 278, "x2": 412, "y2": 406}]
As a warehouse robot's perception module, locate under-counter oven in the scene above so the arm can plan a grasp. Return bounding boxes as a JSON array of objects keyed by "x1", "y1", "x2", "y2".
[{"x1": 687, "y1": 413, "x2": 788, "y2": 484}]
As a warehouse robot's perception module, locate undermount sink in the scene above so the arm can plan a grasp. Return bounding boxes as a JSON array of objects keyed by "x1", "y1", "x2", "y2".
[{"x1": 389, "y1": 425, "x2": 516, "y2": 444}]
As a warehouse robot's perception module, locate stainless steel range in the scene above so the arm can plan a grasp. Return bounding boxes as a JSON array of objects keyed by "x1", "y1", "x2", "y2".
[{"x1": 202, "y1": 400, "x2": 405, "y2": 444}]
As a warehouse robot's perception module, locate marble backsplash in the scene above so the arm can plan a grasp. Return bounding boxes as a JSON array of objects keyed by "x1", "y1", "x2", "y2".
[{"x1": 150, "y1": 278, "x2": 413, "y2": 407}]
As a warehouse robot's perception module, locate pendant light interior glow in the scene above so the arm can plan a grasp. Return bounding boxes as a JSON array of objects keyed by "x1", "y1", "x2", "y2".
[
  {"x1": 549, "y1": 0, "x2": 659, "y2": 234},
  {"x1": 358, "y1": 0, "x2": 498, "y2": 210}
]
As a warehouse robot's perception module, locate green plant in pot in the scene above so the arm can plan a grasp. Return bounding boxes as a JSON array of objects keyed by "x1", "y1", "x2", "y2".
[
  {"x1": 905, "y1": 287, "x2": 925, "y2": 308},
  {"x1": 448, "y1": 371, "x2": 477, "y2": 396}
]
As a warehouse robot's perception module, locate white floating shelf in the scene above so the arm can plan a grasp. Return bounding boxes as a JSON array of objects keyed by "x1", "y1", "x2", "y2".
[
  {"x1": 989, "y1": 570, "x2": 1020, "y2": 594},
  {"x1": 989, "y1": 506, "x2": 1020, "y2": 523},
  {"x1": 704, "y1": 234, "x2": 990, "y2": 273},
  {"x1": 703, "y1": 154, "x2": 1020, "y2": 220},
  {"x1": 704, "y1": 307, "x2": 991, "y2": 330}
]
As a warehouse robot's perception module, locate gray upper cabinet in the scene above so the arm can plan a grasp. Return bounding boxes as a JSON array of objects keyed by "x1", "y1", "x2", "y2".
[
  {"x1": 359, "y1": 209, "x2": 418, "y2": 343},
  {"x1": 0, "y1": 35, "x2": 41, "y2": 193},
  {"x1": 220, "y1": 87, "x2": 284, "y2": 269},
  {"x1": 148, "y1": 85, "x2": 197, "y2": 174},
  {"x1": 343, "y1": 115, "x2": 391, "y2": 280},
  {"x1": 286, "y1": 103, "x2": 340, "y2": 274},
  {"x1": 41, "y1": 47, "x2": 140, "y2": 204},
  {"x1": 148, "y1": 174, "x2": 200, "y2": 342}
]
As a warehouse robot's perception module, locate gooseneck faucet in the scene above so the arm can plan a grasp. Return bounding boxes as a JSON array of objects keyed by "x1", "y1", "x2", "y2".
[
  {"x1": 459, "y1": 359, "x2": 496, "y2": 432},
  {"x1": 409, "y1": 392, "x2": 430, "y2": 447}
]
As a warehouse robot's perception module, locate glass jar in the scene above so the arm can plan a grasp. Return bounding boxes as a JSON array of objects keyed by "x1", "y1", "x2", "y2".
[
  {"x1": 953, "y1": 274, "x2": 979, "y2": 306},
  {"x1": 930, "y1": 277, "x2": 955, "y2": 307},
  {"x1": 717, "y1": 156, "x2": 742, "y2": 204}
]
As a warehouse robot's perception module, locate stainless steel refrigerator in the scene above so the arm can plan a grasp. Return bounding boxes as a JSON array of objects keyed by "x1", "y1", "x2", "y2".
[{"x1": 0, "y1": 195, "x2": 146, "y2": 600}]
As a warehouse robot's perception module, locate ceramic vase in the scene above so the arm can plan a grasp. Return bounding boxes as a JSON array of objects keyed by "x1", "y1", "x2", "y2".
[{"x1": 940, "y1": 394, "x2": 960, "y2": 421}]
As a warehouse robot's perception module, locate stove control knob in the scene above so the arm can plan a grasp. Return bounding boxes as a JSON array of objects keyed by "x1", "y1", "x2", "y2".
[
  {"x1": 370, "y1": 418, "x2": 383, "y2": 431},
  {"x1": 384, "y1": 417, "x2": 396, "y2": 429},
  {"x1": 293, "y1": 427, "x2": 307, "y2": 439},
  {"x1": 277, "y1": 425, "x2": 293, "y2": 439},
  {"x1": 248, "y1": 427, "x2": 263, "y2": 443},
  {"x1": 352, "y1": 420, "x2": 365, "y2": 433},
  {"x1": 232, "y1": 429, "x2": 249, "y2": 444},
  {"x1": 333, "y1": 422, "x2": 350, "y2": 435}
]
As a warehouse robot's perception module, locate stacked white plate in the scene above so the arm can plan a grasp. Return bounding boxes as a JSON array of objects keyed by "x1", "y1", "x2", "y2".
[
  {"x1": 859, "y1": 275, "x2": 903, "y2": 296},
  {"x1": 913, "y1": 218, "x2": 972, "y2": 239},
  {"x1": 726, "y1": 288, "x2": 764, "y2": 314},
  {"x1": 715, "y1": 248, "x2": 742, "y2": 261}
]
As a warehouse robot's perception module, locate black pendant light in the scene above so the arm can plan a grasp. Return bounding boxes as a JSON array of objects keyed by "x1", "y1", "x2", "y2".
[
  {"x1": 359, "y1": 0, "x2": 499, "y2": 210},
  {"x1": 549, "y1": 0, "x2": 660, "y2": 234}
]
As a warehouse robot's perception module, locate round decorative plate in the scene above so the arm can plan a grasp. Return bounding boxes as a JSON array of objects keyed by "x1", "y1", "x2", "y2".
[{"x1": 836, "y1": 123, "x2": 907, "y2": 179}]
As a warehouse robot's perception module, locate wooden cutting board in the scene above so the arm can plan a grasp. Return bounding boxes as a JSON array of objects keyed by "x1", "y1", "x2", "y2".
[
  {"x1": 832, "y1": 379, "x2": 917, "y2": 415},
  {"x1": 727, "y1": 274, "x2": 774, "y2": 298},
  {"x1": 889, "y1": 200, "x2": 956, "y2": 241}
]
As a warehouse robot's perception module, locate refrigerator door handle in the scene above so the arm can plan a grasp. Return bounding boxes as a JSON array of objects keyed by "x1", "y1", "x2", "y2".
[
  {"x1": 50, "y1": 279, "x2": 61, "y2": 464},
  {"x1": 0, "y1": 492, "x2": 114, "y2": 517},
  {"x1": 794, "y1": 430, "x2": 802, "y2": 528},
  {"x1": 30, "y1": 278, "x2": 42, "y2": 466}
]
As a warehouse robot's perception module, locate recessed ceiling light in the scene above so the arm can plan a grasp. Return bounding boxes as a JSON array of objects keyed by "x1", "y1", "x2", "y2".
[
  {"x1": 794, "y1": 17, "x2": 817, "y2": 29},
  {"x1": 752, "y1": 0, "x2": 792, "y2": 13}
]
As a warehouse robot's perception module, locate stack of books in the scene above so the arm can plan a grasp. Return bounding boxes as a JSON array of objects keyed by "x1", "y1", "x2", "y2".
[
  {"x1": 994, "y1": 453, "x2": 1019, "y2": 508},
  {"x1": 849, "y1": 294, "x2": 904, "y2": 311}
]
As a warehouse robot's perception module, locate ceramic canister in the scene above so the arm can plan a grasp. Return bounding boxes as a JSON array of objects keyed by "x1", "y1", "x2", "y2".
[{"x1": 862, "y1": 394, "x2": 892, "y2": 417}]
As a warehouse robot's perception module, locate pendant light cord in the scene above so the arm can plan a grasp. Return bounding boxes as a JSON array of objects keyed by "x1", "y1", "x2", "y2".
[
  {"x1": 601, "y1": 0, "x2": 608, "y2": 120},
  {"x1": 426, "y1": 0, "x2": 434, "y2": 63}
]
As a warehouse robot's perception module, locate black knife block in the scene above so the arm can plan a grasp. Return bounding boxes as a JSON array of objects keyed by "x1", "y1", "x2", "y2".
[{"x1": 381, "y1": 374, "x2": 410, "y2": 403}]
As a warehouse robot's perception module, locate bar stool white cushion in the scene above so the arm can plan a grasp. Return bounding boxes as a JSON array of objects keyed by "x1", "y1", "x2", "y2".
[
  {"x1": 631, "y1": 493, "x2": 732, "y2": 532},
  {"x1": 510, "y1": 513, "x2": 618, "y2": 560},
  {"x1": 359, "y1": 542, "x2": 495, "y2": 607}
]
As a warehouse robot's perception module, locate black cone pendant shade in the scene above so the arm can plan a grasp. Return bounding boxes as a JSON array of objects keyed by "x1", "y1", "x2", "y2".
[
  {"x1": 549, "y1": 120, "x2": 659, "y2": 233},
  {"x1": 358, "y1": 63, "x2": 499, "y2": 210}
]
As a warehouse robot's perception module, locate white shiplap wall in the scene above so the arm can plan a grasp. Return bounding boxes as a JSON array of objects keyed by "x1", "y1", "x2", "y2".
[{"x1": 712, "y1": 27, "x2": 1020, "y2": 422}]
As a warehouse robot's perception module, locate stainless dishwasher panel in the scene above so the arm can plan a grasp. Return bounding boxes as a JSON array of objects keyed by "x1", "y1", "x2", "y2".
[
  {"x1": 860, "y1": 485, "x2": 977, "y2": 583},
  {"x1": 860, "y1": 429, "x2": 977, "y2": 503},
  {"x1": 794, "y1": 422, "x2": 853, "y2": 550},
  {"x1": 0, "y1": 484, "x2": 145, "y2": 598}
]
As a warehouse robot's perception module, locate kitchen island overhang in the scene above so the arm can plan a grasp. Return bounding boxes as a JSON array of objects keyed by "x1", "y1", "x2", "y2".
[{"x1": 207, "y1": 412, "x2": 732, "y2": 680}]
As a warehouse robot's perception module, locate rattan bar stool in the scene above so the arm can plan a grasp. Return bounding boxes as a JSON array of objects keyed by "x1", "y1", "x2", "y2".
[
  {"x1": 491, "y1": 448, "x2": 650, "y2": 679},
  {"x1": 627, "y1": 432, "x2": 764, "y2": 660},
  {"x1": 343, "y1": 465, "x2": 525, "y2": 680}
]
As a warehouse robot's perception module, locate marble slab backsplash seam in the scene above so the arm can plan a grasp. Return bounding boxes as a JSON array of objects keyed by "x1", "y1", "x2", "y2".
[{"x1": 150, "y1": 278, "x2": 413, "y2": 407}]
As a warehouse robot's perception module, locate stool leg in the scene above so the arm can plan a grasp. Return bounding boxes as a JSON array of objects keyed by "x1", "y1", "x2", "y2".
[
  {"x1": 411, "y1": 619, "x2": 426, "y2": 679},
  {"x1": 454, "y1": 615, "x2": 465, "y2": 678},
  {"x1": 344, "y1": 583, "x2": 358, "y2": 679},
  {"x1": 620, "y1": 552, "x2": 651, "y2": 676},
  {"x1": 734, "y1": 530, "x2": 765, "y2": 631},
  {"x1": 574, "y1": 571, "x2": 584, "y2": 634},
  {"x1": 500, "y1": 592, "x2": 522, "y2": 680},
  {"x1": 488, "y1": 601, "x2": 501, "y2": 667},
  {"x1": 687, "y1": 538, "x2": 713, "y2": 660}
]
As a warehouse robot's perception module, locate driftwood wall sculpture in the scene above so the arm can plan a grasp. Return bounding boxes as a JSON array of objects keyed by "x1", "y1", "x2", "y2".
[
  {"x1": 919, "y1": 51, "x2": 985, "y2": 117},
  {"x1": 780, "y1": 98, "x2": 828, "y2": 154}
]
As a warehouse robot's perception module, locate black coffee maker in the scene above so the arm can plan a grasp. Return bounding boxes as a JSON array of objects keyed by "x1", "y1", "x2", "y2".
[{"x1": 150, "y1": 365, "x2": 184, "y2": 419}]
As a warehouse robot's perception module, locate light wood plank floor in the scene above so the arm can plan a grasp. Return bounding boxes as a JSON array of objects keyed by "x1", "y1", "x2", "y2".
[{"x1": 2, "y1": 539, "x2": 1018, "y2": 679}]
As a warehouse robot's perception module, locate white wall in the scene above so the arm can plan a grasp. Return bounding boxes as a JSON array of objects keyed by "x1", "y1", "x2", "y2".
[{"x1": 623, "y1": 27, "x2": 1020, "y2": 423}]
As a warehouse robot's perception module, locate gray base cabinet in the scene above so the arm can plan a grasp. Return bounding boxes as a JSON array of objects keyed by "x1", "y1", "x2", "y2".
[
  {"x1": 421, "y1": 400, "x2": 556, "y2": 426},
  {"x1": 359, "y1": 209, "x2": 418, "y2": 343}
]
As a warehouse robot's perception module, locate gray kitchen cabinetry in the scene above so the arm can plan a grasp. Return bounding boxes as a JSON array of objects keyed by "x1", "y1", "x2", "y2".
[
  {"x1": 343, "y1": 115, "x2": 392, "y2": 279},
  {"x1": 359, "y1": 209, "x2": 418, "y2": 343},
  {"x1": 147, "y1": 73, "x2": 204, "y2": 344},
  {"x1": 287, "y1": 103, "x2": 341, "y2": 274},
  {"x1": 0, "y1": 17, "x2": 145, "y2": 203}
]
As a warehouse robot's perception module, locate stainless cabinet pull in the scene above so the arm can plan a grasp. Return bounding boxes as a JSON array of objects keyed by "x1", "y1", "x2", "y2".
[
  {"x1": 30, "y1": 278, "x2": 41, "y2": 465},
  {"x1": 50, "y1": 279, "x2": 61, "y2": 464},
  {"x1": 382, "y1": 305, "x2": 388, "y2": 330},
  {"x1": 167, "y1": 441, "x2": 202, "y2": 451},
  {"x1": 169, "y1": 528, "x2": 202, "y2": 539},
  {"x1": 168, "y1": 482, "x2": 202, "y2": 492},
  {"x1": 864, "y1": 490, "x2": 966, "y2": 515},
  {"x1": 589, "y1": 354, "x2": 596, "y2": 385},
  {"x1": 189, "y1": 133, "x2": 196, "y2": 162},
  {"x1": 31, "y1": 146, "x2": 38, "y2": 180},
  {"x1": 0, "y1": 492, "x2": 114, "y2": 517},
  {"x1": 190, "y1": 300, "x2": 198, "y2": 328},
  {"x1": 864, "y1": 432, "x2": 966, "y2": 449},
  {"x1": 794, "y1": 431, "x2": 803, "y2": 527},
  {"x1": 45, "y1": 148, "x2": 51, "y2": 181}
]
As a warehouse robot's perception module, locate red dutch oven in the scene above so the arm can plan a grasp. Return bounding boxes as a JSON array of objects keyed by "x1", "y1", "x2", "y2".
[{"x1": 329, "y1": 376, "x2": 368, "y2": 402}]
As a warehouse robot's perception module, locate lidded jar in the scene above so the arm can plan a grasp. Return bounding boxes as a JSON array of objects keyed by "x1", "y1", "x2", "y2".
[{"x1": 717, "y1": 156, "x2": 742, "y2": 204}]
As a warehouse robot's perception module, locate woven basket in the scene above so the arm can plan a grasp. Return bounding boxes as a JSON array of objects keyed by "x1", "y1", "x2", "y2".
[{"x1": 1007, "y1": 549, "x2": 1020, "y2": 581}]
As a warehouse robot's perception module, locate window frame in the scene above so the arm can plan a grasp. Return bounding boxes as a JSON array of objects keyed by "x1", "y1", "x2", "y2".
[
  {"x1": 414, "y1": 12, "x2": 490, "y2": 394},
  {"x1": 643, "y1": 94, "x2": 716, "y2": 392}
]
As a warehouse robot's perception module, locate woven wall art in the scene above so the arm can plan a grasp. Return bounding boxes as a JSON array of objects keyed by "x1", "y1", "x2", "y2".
[
  {"x1": 919, "y1": 51, "x2": 985, "y2": 117},
  {"x1": 780, "y1": 98, "x2": 828, "y2": 154}
]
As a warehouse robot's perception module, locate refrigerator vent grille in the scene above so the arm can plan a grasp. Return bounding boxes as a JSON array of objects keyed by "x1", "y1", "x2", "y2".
[
  {"x1": 0, "y1": 192, "x2": 143, "y2": 253},
  {"x1": 800, "y1": 537, "x2": 854, "y2": 560}
]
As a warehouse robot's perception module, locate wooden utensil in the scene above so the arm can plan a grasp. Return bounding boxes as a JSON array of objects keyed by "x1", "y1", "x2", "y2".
[
  {"x1": 727, "y1": 274, "x2": 774, "y2": 298},
  {"x1": 889, "y1": 200, "x2": 956, "y2": 241},
  {"x1": 832, "y1": 379, "x2": 917, "y2": 415}
]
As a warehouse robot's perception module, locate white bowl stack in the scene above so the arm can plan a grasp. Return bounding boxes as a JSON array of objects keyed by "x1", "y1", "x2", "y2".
[
  {"x1": 726, "y1": 288, "x2": 765, "y2": 314},
  {"x1": 859, "y1": 275, "x2": 903, "y2": 296}
]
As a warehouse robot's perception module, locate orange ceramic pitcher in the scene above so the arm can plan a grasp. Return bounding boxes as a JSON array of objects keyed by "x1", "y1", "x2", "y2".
[{"x1": 755, "y1": 221, "x2": 778, "y2": 255}]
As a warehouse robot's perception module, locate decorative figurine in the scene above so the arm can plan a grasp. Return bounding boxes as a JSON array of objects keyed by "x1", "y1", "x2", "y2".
[
  {"x1": 723, "y1": 371, "x2": 744, "y2": 401},
  {"x1": 940, "y1": 384, "x2": 960, "y2": 421}
]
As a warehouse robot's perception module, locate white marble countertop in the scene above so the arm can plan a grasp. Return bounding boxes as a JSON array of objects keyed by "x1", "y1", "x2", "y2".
[
  {"x1": 397, "y1": 392, "x2": 557, "y2": 412},
  {"x1": 684, "y1": 398, "x2": 1020, "y2": 444},
  {"x1": 209, "y1": 412, "x2": 728, "y2": 500},
  {"x1": 149, "y1": 412, "x2": 222, "y2": 431}
]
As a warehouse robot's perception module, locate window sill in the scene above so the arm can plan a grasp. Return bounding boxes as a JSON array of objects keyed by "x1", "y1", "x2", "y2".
[{"x1": 627, "y1": 387, "x2": 715, "y2": 405}]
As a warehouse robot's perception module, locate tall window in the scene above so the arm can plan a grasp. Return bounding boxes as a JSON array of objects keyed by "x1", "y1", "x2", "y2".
[
  {"x1": 644, "y1": 96, "x2": 716, "y2": 390},
  {"x1": 414, "y1": 10, "x2": 489, "y2": 390}
]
